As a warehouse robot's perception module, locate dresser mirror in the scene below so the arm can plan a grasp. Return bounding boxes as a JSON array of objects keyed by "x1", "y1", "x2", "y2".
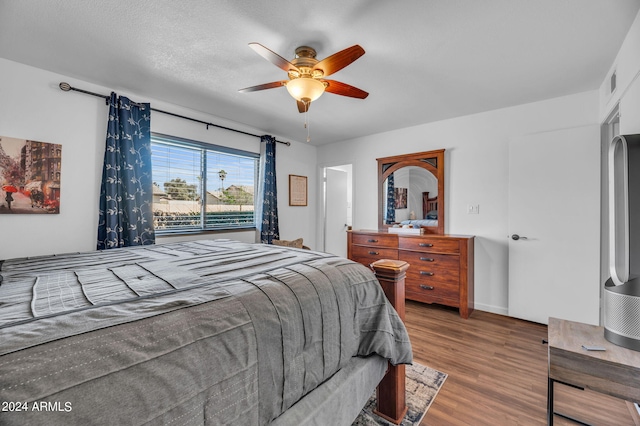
[{"x1": 377, "y1": 149, "x2": 445, "y2": 234}]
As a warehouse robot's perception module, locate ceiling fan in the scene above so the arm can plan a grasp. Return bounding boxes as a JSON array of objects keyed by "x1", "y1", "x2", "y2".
[{"x1": 239, "y1": 43, "x2": 369, "y2": 113}]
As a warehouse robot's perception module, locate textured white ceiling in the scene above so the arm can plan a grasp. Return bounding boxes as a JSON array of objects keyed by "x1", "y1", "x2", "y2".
[{"x1": 1, "y1": 0, "x2": 638, "y2": 145}]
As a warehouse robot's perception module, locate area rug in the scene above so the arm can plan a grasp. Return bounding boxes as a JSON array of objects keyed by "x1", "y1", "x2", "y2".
[{"x1": 352, "y1": 362, "x2": 448, "y2": 426}]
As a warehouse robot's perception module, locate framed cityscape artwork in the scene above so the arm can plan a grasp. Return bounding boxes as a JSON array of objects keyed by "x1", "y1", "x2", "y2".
[{"x1": 0, "y1": 136, "x2": 61, "y2": 214}]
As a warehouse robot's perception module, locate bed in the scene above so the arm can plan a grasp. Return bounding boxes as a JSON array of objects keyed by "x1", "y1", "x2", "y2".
[
  {"x1": 0, "y1": 239, "x2": 412, "y2": 425},
  {"x1": 399, "y1": 191, "x2": 438, "y2": 228}
]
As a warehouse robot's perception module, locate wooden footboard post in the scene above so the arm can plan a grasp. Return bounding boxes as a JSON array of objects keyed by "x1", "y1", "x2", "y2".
[{"x1": 370, "y1": 259, "x2": 409, "y2": 425}]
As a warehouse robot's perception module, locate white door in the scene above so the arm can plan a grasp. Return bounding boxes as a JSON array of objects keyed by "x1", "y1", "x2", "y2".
[
  {"x1": 325, "y1": 168, "x2": 349, "y2": 256},
  {"x1": 508, "y1": 125, "x2": 600, "y2": 325}
]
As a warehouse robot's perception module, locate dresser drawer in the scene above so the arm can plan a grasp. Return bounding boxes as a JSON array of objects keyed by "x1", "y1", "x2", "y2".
[
  {"x1": 402, "y1": 250, "x2": 460, "y2": 282},
  {"x1": 405, "y1": 266, "x2": 460, "y2": 289},
  {"x1": 405, "y1": 278, "x2": 459, "y2": 302},
  {"x1": 351, "y1": 245, "x2": 398, "y2": 266},
  {"x1": 352, "y1": 233, "x2": 398, "y2": 248},
  {"x1": 399, "y1": 237, "x2": 459, "y2": 254}
]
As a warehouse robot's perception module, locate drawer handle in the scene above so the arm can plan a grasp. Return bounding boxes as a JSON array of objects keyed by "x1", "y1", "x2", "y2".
[
  {"x1": 419, "y1": 243, "x2": 433, "y2": 247},
  {"x1": 368, "y1": 251, "x2": 379, "y2": 255},
  {"x1": 367, "y1": 239, "x2": 379, "y2": 243},
  {"x1": 420, "y1": 271, "x2": 435, "y2": 276},
  {"x1": 419, "y1": 257, "x2": 435, "y2": 262},
  {"x1": 420, "y1": 285, "x2": 435, "y2": 290}
]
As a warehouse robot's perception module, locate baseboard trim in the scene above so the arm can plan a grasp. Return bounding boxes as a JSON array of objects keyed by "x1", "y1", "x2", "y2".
[{"x1": 473, "y1": 302, "x2": 508, "y2": 316}]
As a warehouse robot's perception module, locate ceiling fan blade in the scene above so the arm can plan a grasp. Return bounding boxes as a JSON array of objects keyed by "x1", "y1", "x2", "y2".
[
  {"x1": 238, "y1": 81, "x2": 287, "y2": 93},
  {"x1": 313, "y1": 45, "x2": 365, "y2": 77},
  {"x1": 249, "y1": 43, "x2": 300, "y2": 73},
  {"x1": 323, "y1": 80, "x2": 369, "y2": 99},
  {"x1": 297, "y1": 100, "x2": 310, "y2": 113}
]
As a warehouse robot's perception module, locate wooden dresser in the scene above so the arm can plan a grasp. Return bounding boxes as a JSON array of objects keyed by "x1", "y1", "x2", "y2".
[{"x1": 347, "y1": 230, "x2": 474, "y2": 319}]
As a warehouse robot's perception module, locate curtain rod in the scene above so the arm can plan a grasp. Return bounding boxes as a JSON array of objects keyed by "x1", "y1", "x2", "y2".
[{"x1": 58, "y1": 82, "x2": 291, "y2": 146}]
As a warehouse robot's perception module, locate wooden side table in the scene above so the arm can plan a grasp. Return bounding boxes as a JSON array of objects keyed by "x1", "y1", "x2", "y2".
[{"x1": 547, "y1": 317, "x2": 640, "y2": 425}]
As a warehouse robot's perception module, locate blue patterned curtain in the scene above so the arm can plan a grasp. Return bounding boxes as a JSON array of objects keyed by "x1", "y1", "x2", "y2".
[
  {"x1": 260, "y1": 135, "x2": 279, "y2": 243},
  {"x1": 97, "y1": 92, "x2": 155, "y2": 249},
  {"x1": 386, "y1": 172, "x2": 395, "y2": 224}
]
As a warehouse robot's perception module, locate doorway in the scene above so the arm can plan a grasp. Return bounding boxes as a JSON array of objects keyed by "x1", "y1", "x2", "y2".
[{"x1": 322, "y1": 164, "x2": 353, "y2": 257}]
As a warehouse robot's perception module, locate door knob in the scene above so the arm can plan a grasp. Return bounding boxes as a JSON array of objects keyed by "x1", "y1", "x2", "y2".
[{"x1": 511, "y1": 234, "x2": 528, "y2": 241}]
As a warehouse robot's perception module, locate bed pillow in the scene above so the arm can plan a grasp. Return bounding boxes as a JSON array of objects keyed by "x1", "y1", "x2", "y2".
[
  {"x1": 272, "y1": 238, "x2": 304, "y2": 249},
  {"x1": 426, "y1": 210, "x2": 438, "y2": 220}
]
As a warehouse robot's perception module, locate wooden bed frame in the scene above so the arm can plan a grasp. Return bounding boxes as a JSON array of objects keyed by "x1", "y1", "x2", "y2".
[
  {"x1": 370, "y1": 259, "x2": 410, "y2": 424},
  {"x1": 422, "y1": 191, "x2": 438, "y2": 218}
]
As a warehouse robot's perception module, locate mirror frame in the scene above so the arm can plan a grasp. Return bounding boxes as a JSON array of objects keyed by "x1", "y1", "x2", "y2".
[{"x1": 377, "y1": 149, "x2": 445, "y2": 234}]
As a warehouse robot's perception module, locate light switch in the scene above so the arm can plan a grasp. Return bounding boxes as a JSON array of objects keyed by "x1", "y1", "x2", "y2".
[{"x1": 467, "y1": 204, "x2": 480, "y2": 214}]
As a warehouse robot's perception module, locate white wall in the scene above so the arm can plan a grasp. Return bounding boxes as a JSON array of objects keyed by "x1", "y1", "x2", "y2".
[
  {"x1": 0, "y1": 58, "x2": 317, "y2": 259},
  {"x1": 318, "y1": 90, "x2": 599, "y2": 315},
  {"x1": 271, "y1": 140, "x2": 317, "y2": 248}
]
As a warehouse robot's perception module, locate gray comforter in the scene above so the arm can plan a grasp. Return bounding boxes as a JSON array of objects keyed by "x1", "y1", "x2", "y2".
[{"x1": 0, "y1": 239, "x2": 412, "y2": 425}]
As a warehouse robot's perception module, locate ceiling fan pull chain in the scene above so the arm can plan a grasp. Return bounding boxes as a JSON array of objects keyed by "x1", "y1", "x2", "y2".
[{"x1": 305, "y1": 104, "x2": 311, "y2": 142}]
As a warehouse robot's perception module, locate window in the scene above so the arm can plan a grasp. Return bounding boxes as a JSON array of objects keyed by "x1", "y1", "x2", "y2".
[{"x1": 151, "y1": 134, "x2": 259, "y2": 233}]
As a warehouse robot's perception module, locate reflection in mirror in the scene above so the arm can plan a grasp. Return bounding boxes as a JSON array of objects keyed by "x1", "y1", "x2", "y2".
[
  {"x1": 383, "y1": 166, "x2": 438, "y2": 224},
  {"x1": 377, "y1": 149, "x2": 445, "y2": 234}
]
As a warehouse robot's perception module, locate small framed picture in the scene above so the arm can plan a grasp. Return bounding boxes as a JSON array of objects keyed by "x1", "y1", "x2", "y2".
[
  {"x1": 289, "y1": 175, "x2": 307, "y2": 206},
  {"x1": 394, "y1": 187, "x2": 407, "y2": 209}
]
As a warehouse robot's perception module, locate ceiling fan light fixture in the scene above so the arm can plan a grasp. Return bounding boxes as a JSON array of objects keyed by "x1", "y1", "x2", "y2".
[{"x1": 285, "y1": 78, "x2": 325, "y2": 102}]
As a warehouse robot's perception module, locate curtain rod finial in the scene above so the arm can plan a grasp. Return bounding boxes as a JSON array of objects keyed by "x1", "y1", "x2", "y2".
[{"x1": 59, "y1": 82, "x2": 71, "y2": 91}]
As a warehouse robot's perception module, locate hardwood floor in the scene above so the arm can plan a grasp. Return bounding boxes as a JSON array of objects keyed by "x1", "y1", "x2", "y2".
[{"x1": 405, "y1": 301, "x2": 637, "y2": 426}]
